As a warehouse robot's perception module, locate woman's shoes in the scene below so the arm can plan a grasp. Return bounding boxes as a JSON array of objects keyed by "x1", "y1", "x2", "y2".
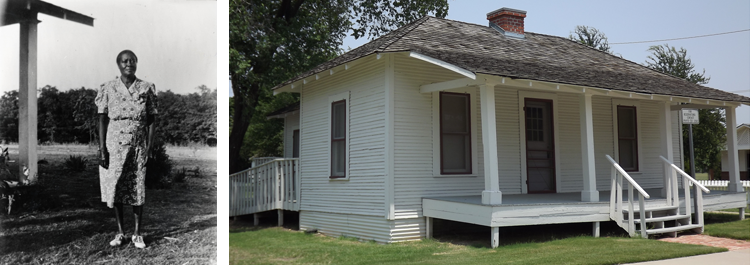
[
  {"x1": 109, "y1": 233, "x2": 126, "y2": 246},
  {"x1": 132, "y1": 235, "x2": 146, "y2": 249},
  {"x1": 110, "y1": 233, "x2": 146, "y2": 248}
]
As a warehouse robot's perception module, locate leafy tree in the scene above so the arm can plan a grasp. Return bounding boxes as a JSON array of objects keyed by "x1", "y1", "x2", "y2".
[
  {"x1": 644, "y1": 44, "x2": 723, "y2": 178},
  {"x1": 645, "y1": 44, "x2": 710, "y2": 85},
  {"x1": 229, "y1": 0, "x2": 449, "y2": 173},
  {"x1": 569, "y1": 25, "x2": 612, "y2": 54},
  {"x1": 0, "y1": 91, "x2": 19, "y2": 143}
]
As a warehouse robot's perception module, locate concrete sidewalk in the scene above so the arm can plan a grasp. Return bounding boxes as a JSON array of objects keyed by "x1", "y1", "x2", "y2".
[{"x1": 627, "y1": 248, "x2": 750, "y2": 265}]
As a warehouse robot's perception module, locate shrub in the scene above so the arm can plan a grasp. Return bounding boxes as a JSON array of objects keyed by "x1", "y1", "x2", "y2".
[
  {"x1": 63, "y1": 155, "x2": 87, "y2": 172},
  {"x1": 146, "y1": 139, "x2": 172, "y2": 189},
  {"x1": 172, "y1": 167, "x2": 188, "y2": 183}
]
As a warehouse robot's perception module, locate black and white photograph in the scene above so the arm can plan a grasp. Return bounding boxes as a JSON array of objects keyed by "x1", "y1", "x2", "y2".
[{"x1": 0, "y1": 0, "x2": 218, "y2": 264}]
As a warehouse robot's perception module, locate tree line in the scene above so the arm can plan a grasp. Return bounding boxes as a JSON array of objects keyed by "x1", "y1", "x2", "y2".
[{"x1": 0, "y1": 85, "x2": 217, "y2": 146}]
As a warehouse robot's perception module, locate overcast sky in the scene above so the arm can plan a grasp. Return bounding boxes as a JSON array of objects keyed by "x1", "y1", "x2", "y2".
[
  {"x1": 0, "y1": 0, "x2": 217, "y2": 95},
  {"x1": 230, "y1": 0, "x2": 749, "y2": 124}
]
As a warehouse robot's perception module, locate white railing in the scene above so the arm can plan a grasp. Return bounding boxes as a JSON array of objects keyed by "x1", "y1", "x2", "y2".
[
  {"x1": 229, "y1": 158, "x2": 300, "y2": 217},
  {"x1": 660, "y1": 156, "x2": 710, "y2": 229},
  {"x1": 606, "y1": 155, "x2": 650, "y2": 238},
  {"x1": 251, "y1": 157, "x2": 279, "y2": 168}
]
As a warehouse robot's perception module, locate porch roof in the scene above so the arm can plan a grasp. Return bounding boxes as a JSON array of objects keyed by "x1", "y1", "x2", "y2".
[{"x1": 272, "y1": 16, "x2": 750, "y2": 104}]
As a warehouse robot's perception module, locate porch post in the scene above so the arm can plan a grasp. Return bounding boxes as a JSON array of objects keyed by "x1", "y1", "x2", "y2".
[
  {"x1": 19, "y1": 16, "x2": 40, "y2": 184},
  {"x1": 660, "y1": 102, "x2": 674, "y2": 197},
  {"x1": 579, "y1": 93, "x2": 599, "y2": 202},
  {"x1": 725, "y1": 107, "x2": 743, "y2": 192},
  {"x1": 479, "y1": 84, "x2": 502, "y2": 205}
]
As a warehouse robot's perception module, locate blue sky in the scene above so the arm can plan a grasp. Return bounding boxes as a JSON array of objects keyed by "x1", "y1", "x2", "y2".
[
  {"x1": 0, "y1": 0, "x2": 217, "y2": 95},
  {"x1": 231, "y1": 0, "x2": 750, "y2": 124}
]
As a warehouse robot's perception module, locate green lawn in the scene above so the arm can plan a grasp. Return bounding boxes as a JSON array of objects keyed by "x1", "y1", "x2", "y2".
[
  {"x1": 229, "y1": 226, "x2": 725, "y2": 265},
  {"x1": 704, "y1": 212, "x2": 750, "y2": 240},
  {"x1": 694, "y1": 172, "x2": 709, "y2": 180}
]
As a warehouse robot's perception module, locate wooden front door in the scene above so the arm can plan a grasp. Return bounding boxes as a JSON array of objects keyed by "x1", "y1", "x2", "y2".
[{"x1": 524, "y1": 99, "x2": 556, "y2": 193}]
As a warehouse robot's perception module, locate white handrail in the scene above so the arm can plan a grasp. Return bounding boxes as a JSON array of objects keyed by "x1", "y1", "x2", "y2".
[
  {"x1": 605, "y1": 155, "x2": 650, "y2": 198},
  {"x1": 659, "y1": 156, "x2": 710, "y2": 193}
]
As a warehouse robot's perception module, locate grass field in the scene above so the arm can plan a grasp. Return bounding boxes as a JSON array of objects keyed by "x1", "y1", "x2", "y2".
[
  {"x1": 704, "y1": 212, "x2": 750, "y2": 240},
  {"x1": 0, "y1": 144, "x2": 216, "y2": 265},
  {"x1": 229, "y1": 216, "x2": 725, "y2": 265}
]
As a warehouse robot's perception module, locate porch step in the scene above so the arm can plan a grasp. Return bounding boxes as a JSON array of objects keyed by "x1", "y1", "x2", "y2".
[
  {"x1": 645, "y1": 224, "x2": 703, "y2": 235},
  {"x1": 622, "y1": 205, "x2": 678, "y2": 213},
  {"x1": 627, "y1": 214, "x2": 690, "y2": 224}
]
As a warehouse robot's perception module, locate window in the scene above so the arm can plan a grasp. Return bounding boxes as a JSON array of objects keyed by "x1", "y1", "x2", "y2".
[
  {"x1": 331, "y1": 100, "x2": 346, "y2": 178},
  {"x1": 440, "y1": 92, "x2": 472, "y2": 174},
  {"x1": 292, "y1": 129, "x2": 300, "y2": 158},
  {"x1": 617, "y1": 105, "x2": 639, "y2": 171}
]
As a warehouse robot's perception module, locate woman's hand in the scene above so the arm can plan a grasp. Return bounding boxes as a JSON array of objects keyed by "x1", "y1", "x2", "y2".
[{"x1": 99, "y1": 148, "x2": 109, "y2": 169}]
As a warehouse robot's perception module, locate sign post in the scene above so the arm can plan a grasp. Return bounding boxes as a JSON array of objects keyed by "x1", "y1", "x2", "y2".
[{"x1": 682, "y1": 109, "x2": 699, "y2": 179}]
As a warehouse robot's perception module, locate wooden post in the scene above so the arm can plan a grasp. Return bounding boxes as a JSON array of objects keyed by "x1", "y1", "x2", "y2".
[
  {"x1": 579, "y1": 94, "x2": 599, "y2": 202},
  {"x1": 491, "y1": 227, "x2": 499, "y2": 248},
  {"x1": 740, "y1": 208, "x2": 745, "y2": 221},
  {"x1": 479, "y1": 84, "x2": 502, "y2": 205},
  {"x1": 18, "y1": 15, "x2": 39, "y2": 184},
  {"x1": 254, "y1": 213, "x2": 259, "y2": 226},
  {"x1": 725, "y1": 107, "x2": 743, "y2": 192},
  {"x1": 278, "y1": 209, "x2": 284, "y2": 226},
  {"x1": 628, "y1": 184, "x2": 635, "y2": 237},
  {"x1": 639, "y1": 194, "x2": 646, "y2": 238},
  {"x1": 425, "y1": 217, "x2": 433, "y2": 239},
  {"x1": 592, "y1": 222, "x2": 600, "y2": 238}
]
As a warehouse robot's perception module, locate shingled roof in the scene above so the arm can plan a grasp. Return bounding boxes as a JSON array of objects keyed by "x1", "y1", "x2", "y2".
[{"x1": 273, "y1": 16, "x2": 750, "y2": 104}]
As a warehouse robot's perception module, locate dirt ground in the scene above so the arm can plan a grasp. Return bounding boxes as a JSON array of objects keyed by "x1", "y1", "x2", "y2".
[{"x1": 0, "y1": 144, "x2": 217, "y2": 265}]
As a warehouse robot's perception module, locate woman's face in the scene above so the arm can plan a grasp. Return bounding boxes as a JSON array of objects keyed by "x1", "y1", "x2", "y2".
[{"x1": 118, "y1": 53, "x2": 137, "y2": 77}]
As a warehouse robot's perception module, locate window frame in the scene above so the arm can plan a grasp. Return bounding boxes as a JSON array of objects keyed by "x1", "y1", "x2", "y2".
[
  {"x1": 432, "y1": 89, "x2": 478, "y2": 177},
  {"x1": 328, "y1": 92, "x2": 350, "y2": 180},
  {"x1": 439, "y1": 92, "x2": 473, "y2": 175},
  {"x1": 612, "y1": 99, "x2": 642, "y2": 173}
]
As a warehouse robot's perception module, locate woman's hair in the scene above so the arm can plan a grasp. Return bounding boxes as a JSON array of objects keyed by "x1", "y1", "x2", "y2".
[{"x1": 116, "y1": 50, "x2": 138, "y2": 64}]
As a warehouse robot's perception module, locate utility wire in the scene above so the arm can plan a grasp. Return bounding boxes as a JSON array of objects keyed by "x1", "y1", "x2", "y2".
[{"x1": 610, "y1": 29, "x2": 750, "y2": 45}]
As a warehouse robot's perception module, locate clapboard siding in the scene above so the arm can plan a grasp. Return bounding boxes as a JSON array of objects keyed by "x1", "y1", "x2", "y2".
[
  {"x1": 299, "y1": 56, "x2": 385, "y2": 217},
  {"x1": 496, "y1": 87, "x2": 522, "y2": 193},
  {"x1": 300, "y1": 211, "x2": 392, "y2": 243},
  {"x1": 592, "y1": 96, "x2": 616, "y2": 190},
  {"x1": 283, "y1": 113, "x2": 300, "y2": 158},
  {"x1": 672, "y1": 110, "x2": 683, "y2": 168},
  {"x1": 392, "y1": 54, "x2": 484, "y2": 221},
  {"x1": 557, "y1": 93, "x2": 583, "y2": 193},
  {"x1": 635, "y1": 100, "x2": 664, "y2": 188}
]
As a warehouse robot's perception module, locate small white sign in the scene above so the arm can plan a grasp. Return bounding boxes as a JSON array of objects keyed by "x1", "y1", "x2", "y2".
[{"x1": 682, "y1": 109, "x2": 699, "y2": 125}]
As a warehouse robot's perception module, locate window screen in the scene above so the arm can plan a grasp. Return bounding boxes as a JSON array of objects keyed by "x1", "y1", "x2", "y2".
[
  {"x1": 617, "y1": 106, "x2": 638, "y2": 171},
  {"x1": 440, "y1": 93, "x2": 471, "y2": 174},
  {"x1": 331, "y1": 101, "x2": 346, "y2": 177}
]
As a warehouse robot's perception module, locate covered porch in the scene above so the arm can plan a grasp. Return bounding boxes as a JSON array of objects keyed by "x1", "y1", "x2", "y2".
[{"x1": 417, "y1": 69, "x2": 749, "y2": 247}]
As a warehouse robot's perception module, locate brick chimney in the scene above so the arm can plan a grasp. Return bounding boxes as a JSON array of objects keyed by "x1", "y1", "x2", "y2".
[{"x1": 486, "y1": 7, "x2": 527, "y2": 38}]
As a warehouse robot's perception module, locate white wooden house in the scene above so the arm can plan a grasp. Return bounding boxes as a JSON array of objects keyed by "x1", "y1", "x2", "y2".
[{"x1": 230, "y1": 8, "x2": 750, "y2": 248}]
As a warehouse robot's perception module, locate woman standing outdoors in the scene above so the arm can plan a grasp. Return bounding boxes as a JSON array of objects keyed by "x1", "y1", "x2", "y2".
[{"x1": 96, "y1": 50, "x2": 157, "y2": 249}]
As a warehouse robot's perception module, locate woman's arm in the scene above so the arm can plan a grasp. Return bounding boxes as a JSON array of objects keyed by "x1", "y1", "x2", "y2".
[
  {"x1": 98, "y1": 114, "x2": 109, "y2": 169},
  {"x1": 147, "y1": 114, "x2": 156, "y2": 157}
]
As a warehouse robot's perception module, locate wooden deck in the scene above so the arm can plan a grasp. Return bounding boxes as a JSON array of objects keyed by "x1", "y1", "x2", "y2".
[{"x1": 423, "y1": 189, "x2": 747, "y2": 228}]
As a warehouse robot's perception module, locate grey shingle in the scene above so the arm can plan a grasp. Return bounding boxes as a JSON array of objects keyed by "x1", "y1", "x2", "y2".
[{"x1": 273, "y1": 16, "x2": 750, "y2": 103}]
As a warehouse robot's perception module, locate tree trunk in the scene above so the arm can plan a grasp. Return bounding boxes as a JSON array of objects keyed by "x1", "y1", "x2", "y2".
[{"x1": 229, "y1": 76, "x2": 259, "y2": 174}]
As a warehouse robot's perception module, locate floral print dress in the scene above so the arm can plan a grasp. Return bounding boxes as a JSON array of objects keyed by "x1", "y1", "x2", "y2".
[{"x1": 95, "y1": 77, "x2": 157, "y2": 207}]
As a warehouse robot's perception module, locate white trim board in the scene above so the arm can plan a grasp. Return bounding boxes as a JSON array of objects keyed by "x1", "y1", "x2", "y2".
[
  {"x1": 611, "y1": 98, "x2": 644, "y2": 174},
  {"x1": 517, "y1": 90, "x2": 562, "y2": 194},
  {"x1": 328, "y1": 91, "x2": 351, "y2": 180},
  {"x1": 431, "y1": 87, "x2": 480, "y2": 177}
]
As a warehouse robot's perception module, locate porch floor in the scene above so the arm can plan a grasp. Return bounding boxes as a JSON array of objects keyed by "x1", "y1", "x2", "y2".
[
  {"x1": 422, "y1": 189, "x2": 747, "y2": 228},
  {"x1": 425, "y1": 189, "x2": 740, "y2": 206}
]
